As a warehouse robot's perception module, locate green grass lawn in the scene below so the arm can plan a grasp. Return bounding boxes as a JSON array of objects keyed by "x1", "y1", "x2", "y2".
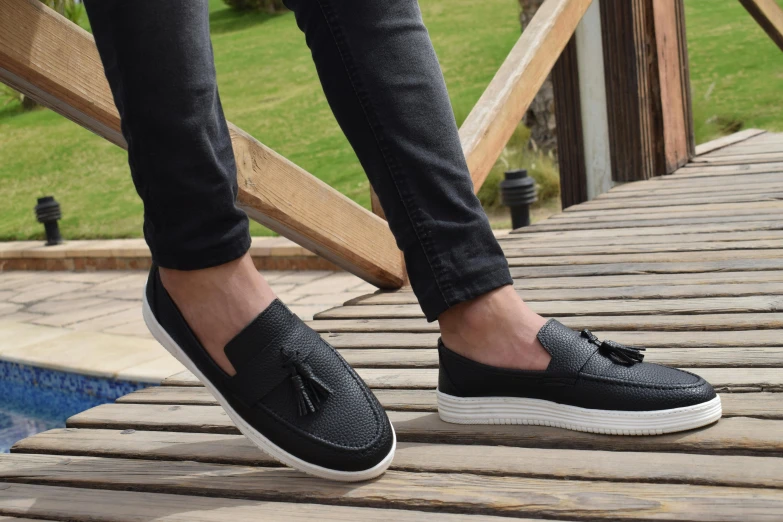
[
  {"x1": 686, "y1": 0, "x2": 783, "y2": 141},
  {"x1": 1, "y1": 0, "x2": 782, "y2": 241}
]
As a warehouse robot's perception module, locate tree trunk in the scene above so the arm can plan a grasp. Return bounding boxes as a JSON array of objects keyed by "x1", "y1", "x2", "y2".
[{"x1": 519, "y1": 0, "x2": 557, "y2": 153}]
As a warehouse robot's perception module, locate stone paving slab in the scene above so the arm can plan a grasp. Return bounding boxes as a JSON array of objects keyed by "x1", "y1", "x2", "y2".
[{"x1": 0, "y1": 270, "x2": 376, "y2": 383}]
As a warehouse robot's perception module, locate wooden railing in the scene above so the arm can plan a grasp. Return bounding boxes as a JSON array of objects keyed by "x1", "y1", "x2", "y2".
[
  {"x1": 740, "y1": 0, "x2": 783, "y2": 52},
  {"x1": 457, "y1": 0, "x2": 592, "y2": 193}
]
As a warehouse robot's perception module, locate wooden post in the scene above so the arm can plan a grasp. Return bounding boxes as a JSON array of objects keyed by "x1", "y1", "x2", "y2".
[
  {"x1": 459, "y1": 0, "x2": 593, "y2": 193},
  {"x1": 552, "y1": 36, "x2": 587, "y2": 208},
  {"x1": 598, "y1": 0, "x2": 694, "y2": 182},
  {"x1": 552, "y1": 0, "x2": 613, "y2": 208}
]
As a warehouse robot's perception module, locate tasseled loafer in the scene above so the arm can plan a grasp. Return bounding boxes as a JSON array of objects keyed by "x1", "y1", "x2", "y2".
[
  {"x1": 142, "y1": 266, "x2": 395, "y2": 481},
  {"x1": 437, "y1": 318, "x2": 721, "y2": 435}
]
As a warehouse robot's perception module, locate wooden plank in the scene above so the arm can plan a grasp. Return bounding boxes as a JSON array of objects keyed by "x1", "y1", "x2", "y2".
[
  {"x1": 551, "y1": 201, "x2": 783, "y2": 221},
  {"x1": 619, "y1": 168, "x2": 783, "y2": 184},
  {"x1": 691, "y1": 152, "x2": 783, "y2": 165},
  {"x1": 0, "y1": 482, "x2": 497, "y2": 522},
  {"x1": 739, "y1": 0, "x2": 783, "y2": 51},
  {"x1": 571, "y1": 191, "x2": 783, "y2": 210},
  {"x1": 321, "y1": 314, "x2": 783, "y2": 336},
  {"x1": 161, "y1": 367, "x2": 783, "y2": 391},
  {"x1": 509, "y1": 215, "x2": 783, "y2": 233},
  {"x1": 311, "y1": 311, "x2": 783, "y2": 333},
  {"x1": 508, "y1": 258, "x2": 783, "y2": 278},
  {"x1": 510, "y1": 220, "x2": 783, "y2": 238},
  {"x1": 1, "y1": 453, "x2": 782, "y2": 521},
  {"x1": 231, "y1": 127, "x2": 403, "y2": 288},
  {"x1": 316, "y1": 296, "x2": 783, "y2": 319},
  {"x1": 652, "y1": 0, "x2": 691, "y2": 172},
  {"x1": 674, "y1": 163, "x2": 783, "y2": 177},
  {"x1": 114, "y1": 344, "x2": 783, "y2": 369},
  {"x1": 162, "y1": 368, "x2": 440, "y2": 389},
  {"x1": 504, "y1": 270, "x2": 783, "y2": 289},
  {"x1": 592, "y1": 182, "x2": 783, "y2": 200},
  {"x1": 458, "y1": 0, "x2": 592, "y2": 191},
  {"x1": 15, "y1": 430, "x2": 783, "y2": 490},
  {"x1": 505, "y1": 248, "x2": 783, "y2": 267},
  {"x1": 321, "y1": 329, "x2": 783, "y2": 349},
  {"x1": 503, "y1": 229, "x2": 783, "y2": 245},
  {"x1": 705, "y1": 143, "x2": 783, "y2": 157},
  {"x1": 739, "y1": 132, "x2": 783, "y2": 144},
  {"x1": 354, "y1": 282, "x2": 783, "y2": 305},
  {"x1": 0, "y1": 0, "x2": 403, "y2": 288},
  {"x1": 562, "y1": 199, "x2": 783, "y2": 217},
  {"x1": 120, "y1": 387, "x2": 783, "y2": 418},
  {"x1": 694, "y1": 129, "x2": 767, "y2": 156},
  {"x1": 64, "y1": 403, "x2": 783, "y2": 455},
  {"x1": 502, "y1": 237, "x2": 783, "y2": 256}
]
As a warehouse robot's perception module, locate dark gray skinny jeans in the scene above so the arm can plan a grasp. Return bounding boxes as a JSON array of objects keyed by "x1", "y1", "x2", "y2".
[{"x1": 84, "y1": 0, "x2": 512, "y2": 321}]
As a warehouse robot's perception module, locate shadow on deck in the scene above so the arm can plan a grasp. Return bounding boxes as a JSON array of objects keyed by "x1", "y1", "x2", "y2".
[{"x1": 1, "y1": 130, "x2": 783, "y2": 521}]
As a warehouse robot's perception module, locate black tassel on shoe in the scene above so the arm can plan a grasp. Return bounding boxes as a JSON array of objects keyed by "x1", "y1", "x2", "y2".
[
  {"x1": 286, "y1": 357, "x2": 332, "y2": 416},
  {"x1": 581, "y1": 329, "x2": 646, "y2": 365}
]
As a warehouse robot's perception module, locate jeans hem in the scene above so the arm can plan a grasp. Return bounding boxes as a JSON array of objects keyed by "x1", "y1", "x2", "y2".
[
  {"x1": 152, "y1": 231, "x2": 251, "y2": 271},
  {"x1": 420, "y1": 263, "x2": 513, "y2": 322}
]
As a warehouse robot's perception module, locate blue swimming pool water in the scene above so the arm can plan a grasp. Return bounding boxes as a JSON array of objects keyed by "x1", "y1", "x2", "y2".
[{"x1": 0, "y1": 360, "x2": 151, "y2": 452}]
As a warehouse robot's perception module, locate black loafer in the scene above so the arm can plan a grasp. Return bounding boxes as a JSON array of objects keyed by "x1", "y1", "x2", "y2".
[
  {"x1": 142, "y1": 266, "x2": 395, "y2": 481},
  {"x1": 437, "y1": 319, "x2": 721, "y2": 435}
]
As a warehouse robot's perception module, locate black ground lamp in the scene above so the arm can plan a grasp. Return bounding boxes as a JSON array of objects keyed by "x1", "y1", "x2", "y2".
[
  {"x1": 35, "y1": 196, "x2": 63, "y2": 246},
  {"x1": 499, "y1": 169, "x2": 537, "y2": 229}
]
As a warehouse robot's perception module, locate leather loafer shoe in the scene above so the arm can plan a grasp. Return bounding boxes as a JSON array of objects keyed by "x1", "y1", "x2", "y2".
[
  {"x1": 437, "y1": 319, "x2": 721, "y2": 435},
  {"x1": 142, "y1": 266, "x2": 395, "y2": 481}
]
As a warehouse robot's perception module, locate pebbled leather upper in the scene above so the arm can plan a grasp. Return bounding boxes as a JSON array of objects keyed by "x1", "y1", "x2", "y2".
[
  {"x1": 146, "y1": 265, "x2": 393, "y2": 472},
  {"x1": 438, "y1": 318, "x2": 716, "y2": 412}
]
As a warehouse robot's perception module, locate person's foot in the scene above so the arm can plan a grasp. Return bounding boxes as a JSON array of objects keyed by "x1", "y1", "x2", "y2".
[
  {"x1": 438, "y1": 284, "x2": 551, "y2": 371},
  {"x1": 158, "y1": 254, "x2": 274, "y2": 376},
  {"x1": 143, "y1": 261, "x2": 396, "y2": 481},
  {"x1": 436, "y1": 318, "x2": 722, "y2": 435}
]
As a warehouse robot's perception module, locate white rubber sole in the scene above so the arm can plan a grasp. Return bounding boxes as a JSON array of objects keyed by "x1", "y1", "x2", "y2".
[
  {"x1": 142, "y1": 292, "x2": 396, "y2": 482},
  {"x1": 437, "y1": 390, "x2": 722, "y2": 435}
]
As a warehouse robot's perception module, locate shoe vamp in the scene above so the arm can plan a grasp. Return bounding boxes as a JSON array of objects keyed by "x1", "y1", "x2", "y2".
[
  {"x1": 258, "y1": 344, "x2": 384, "y2": 449},
  {"x1": 580, "y1": 352, "x2": 703, "y2": 387}
]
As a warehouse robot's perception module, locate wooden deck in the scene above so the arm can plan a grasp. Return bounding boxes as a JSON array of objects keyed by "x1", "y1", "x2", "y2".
[{"x1": 2, "y1": 130, "x2": 783, "y2": 521}]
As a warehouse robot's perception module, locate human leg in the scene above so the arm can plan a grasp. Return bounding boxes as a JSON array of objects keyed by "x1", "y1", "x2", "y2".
[
  {"x1": 284, "y1": 0, "x2": 720, "y2": 433},
  {"x1": 84, "y1": 0, "x2": 395, "y2": 480}
]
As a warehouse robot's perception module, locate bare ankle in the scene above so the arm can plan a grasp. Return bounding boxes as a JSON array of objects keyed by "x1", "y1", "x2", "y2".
[
  {"x1": 438, "y1": 285, "x2": 551, "y2": 371},
  {"x1": 160, "y1": 254, "x2": 276, "y2": 375}
]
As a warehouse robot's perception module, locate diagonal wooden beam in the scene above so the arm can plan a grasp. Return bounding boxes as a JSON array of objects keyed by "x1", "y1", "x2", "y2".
[
  {"x1": 459, "y1": 0, "x2": 593, "y2": 193},
  {"x1": 0, "y1": 0, "x2": 404, "y2": 288},
  {"x1": 739, "y1": 0, "x2": 783, "y2": 52}
]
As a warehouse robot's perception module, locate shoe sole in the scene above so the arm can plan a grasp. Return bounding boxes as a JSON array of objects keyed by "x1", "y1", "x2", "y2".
[
  {"x1": 437, "y1": 390, "x2": 722, "y2": 435},
  {"x1": 142, "y1": 292, "x2": 396, "y2": 482}
]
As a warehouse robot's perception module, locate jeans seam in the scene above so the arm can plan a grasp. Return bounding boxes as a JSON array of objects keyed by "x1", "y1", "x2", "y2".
[{"x1": 312, "y1": 0, "x2": 452, "y2": 304}]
